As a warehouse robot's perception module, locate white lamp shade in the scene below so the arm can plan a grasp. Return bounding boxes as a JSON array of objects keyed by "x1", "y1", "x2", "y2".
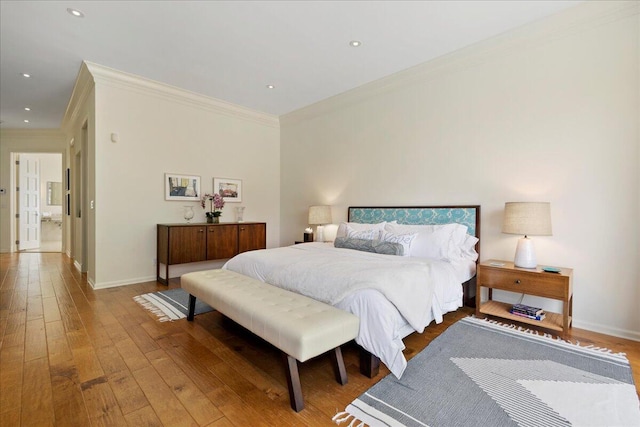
[
  {"x1": 308, "y1": 205, "x2": 332, "y2": 225},
  {"x1": 502, "y1": 202, "x2": 552, "y2": 236}
]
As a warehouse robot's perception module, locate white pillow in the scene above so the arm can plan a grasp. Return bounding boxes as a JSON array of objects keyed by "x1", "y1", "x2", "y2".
[
  {"x1": 379, "y1": 231, "x2": 417, "y2": 257},
  {"x1": 460, "y1": 234, "x2": 480, "y2": 261},
  {"x1": 385, "y1": 222, "x2": 466, "y2": 237},
  {"x1": 385, "y1": 222, "x2": 470, "y2": 260},
  {"x1": 345, "y1": 225, "x2": 379, "y2": 240},
  {"x1": 336, "y1": 221, "x2": 386, "y2": 239}
]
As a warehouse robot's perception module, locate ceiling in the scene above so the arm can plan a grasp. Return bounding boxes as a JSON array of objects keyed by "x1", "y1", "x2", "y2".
[{"x1": 0, "y1": 1, "x2": 581, "y2": 129}]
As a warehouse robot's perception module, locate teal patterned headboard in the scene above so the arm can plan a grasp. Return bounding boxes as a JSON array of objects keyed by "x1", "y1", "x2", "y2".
[{"x1": 348, "y1": 206, "x2": 480, "y2": 238}]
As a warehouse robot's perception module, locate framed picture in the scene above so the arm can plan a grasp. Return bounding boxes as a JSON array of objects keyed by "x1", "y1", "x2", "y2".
[
  {"x1": 213, "y1": 177, "x2": 242, "y2": 202},
  {"x1": 165, "y1": 173, "x2": 201, "y2": 201}
]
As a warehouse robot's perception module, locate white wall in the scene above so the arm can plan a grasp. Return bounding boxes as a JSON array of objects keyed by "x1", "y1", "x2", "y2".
[
  {"x1": 86, "y1": 64, "x2": 280, "y2": 288},
  {"x1": 280, "y1": 3, "x2": 639, "y2": 339}
]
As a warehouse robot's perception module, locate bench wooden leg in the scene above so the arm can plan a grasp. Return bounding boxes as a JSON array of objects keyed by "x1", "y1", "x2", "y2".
[
  {"x1": 359, "y1": 347, "x2": 380, "y2": 378},
  {"x1": 330, "y1": 346, "x2": 348, "y2": 385},
  {"x1": 187, "y1": 294, "x2": 196, "y2": 321},
  {"x1": 284, "y1": 354, "x2": 304, "y2": 412}
]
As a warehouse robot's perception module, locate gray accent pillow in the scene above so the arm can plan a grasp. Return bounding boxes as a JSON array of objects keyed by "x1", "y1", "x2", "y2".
[{"x1": 334, "y1": 237, "x2": 404, "y2": 256}]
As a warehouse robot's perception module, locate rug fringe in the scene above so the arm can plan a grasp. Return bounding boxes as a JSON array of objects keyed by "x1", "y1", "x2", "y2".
[
  {"x1": 333, "y1": 411, "x2": 365, "y2": 426},
  {"x1": 467, "y1": 315, "x2": 629, "y2": 359},
  {"x1": 582, "y1": 343, "x2": 620, "y2": 355},
  {"x1": 133, "y1": 295, "x2": 172, "y2": 322}
]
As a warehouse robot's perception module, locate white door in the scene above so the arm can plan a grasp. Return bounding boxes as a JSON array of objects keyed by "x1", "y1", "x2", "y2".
[{"x1": 19, "y1": 154, "x2": 41, "y2": 250}]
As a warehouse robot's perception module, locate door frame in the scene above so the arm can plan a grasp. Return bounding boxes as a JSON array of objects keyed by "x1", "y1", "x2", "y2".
[{"x1": 69, "y1": 121, "x2": 89, "y2": 273}]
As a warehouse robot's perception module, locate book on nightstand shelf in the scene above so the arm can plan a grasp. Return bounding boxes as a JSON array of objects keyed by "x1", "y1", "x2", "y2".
[
  {"x1": 509, "y1": 310, "x2": 546, "y2": 321},
  {"x1": 511, "y1": 303, "x2": 544, "y2": 317}
]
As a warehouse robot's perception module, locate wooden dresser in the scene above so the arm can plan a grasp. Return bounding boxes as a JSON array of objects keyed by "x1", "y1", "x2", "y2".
[{"x1": 156, "y1": 222, "x2": 266, "y2": 284}]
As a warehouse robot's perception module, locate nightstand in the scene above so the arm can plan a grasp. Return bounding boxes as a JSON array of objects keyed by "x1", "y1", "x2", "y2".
[{"x1": 476, "y1": 259, "x2": 573, "y2": 338}]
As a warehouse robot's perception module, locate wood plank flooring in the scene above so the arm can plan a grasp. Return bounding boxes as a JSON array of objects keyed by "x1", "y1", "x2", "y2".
[{"x1": 1, "y1": 252, "x2": 638, "y2": 426}]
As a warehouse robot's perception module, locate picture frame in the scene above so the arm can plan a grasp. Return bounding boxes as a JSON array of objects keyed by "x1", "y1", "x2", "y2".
[
  {"x1": 165, "y1": 173, "x2": 201, "y2": 201},
  {"x1": 213, "y1": 177, "x2": 242, "y2": 203}
]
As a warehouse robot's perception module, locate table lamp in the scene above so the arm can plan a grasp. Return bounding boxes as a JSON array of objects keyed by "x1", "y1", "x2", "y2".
[
  {"x1": 308, "y1": 205, "x2": 332, "y2": 242},
  {"x1": 502, "y1": 202, "x2": 552, "y2": 268}
]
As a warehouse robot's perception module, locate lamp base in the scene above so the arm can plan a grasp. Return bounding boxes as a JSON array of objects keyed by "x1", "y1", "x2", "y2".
[
  {"x1": 514, "y1": 237, "x2": 537, "y2": 268},
  {"x1": 316, "y1": 225, "x2": 325, "y2": 242}
]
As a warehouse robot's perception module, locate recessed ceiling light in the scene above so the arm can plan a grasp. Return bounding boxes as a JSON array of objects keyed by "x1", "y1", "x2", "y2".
[
  {"x1": 67, "y1": 8, "x2": 85, "y2": 18},
  {"x1": 21, "y1": 73, "x2": 31, "y2": 78},
  {"x1": 349, "y1": 40, "x2": 362, "y2": 47},
  {"x1": 24, "y1": 107, "x2": 31, "y2": 111},
  {"x1": 24, "y1": 119, "x2": 30, "y2": 123},
  {"x1": 266, "y1": 85, "x2": 275, "y2": 89}
]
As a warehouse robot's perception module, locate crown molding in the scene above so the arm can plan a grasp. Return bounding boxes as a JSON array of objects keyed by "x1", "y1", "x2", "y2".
[
  {"x1": 61, "y1": 62, "x2": 94, "y2": 133},
  {"x1": 83, "y1": 62, "x2": 279, "y2": 128},
  {"x1": 281, "y1": 1, "x2": 639, "y2": 126}
]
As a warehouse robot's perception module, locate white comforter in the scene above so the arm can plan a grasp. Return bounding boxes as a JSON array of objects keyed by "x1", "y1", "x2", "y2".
[{"x1": 223, "y1": 243, "x2": 462, "y2": 378}]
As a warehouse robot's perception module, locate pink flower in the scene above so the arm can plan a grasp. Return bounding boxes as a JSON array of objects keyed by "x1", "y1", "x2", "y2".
[
  {"x1": 212, "y1": 193, "x2": 225, "y2": 210},
  {"x1": 201, "y1": 193, "x2": 225, "y2": 217}
]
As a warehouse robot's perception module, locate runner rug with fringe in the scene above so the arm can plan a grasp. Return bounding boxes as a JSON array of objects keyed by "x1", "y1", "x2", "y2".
[
  {"x1": 134, "y1": 288, "x2": 213, "y2": 322},
  {"x1": 334, "y1": 316, "x2": 640, "y2": 427}
]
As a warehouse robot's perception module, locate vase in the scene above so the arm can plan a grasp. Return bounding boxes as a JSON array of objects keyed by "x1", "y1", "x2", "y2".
[
  {"x1": 207, "y1": 216, "x2": 219, "y2": 224},
  {"x1": 183, "y1": 206, "x2": 194, "y2": 223},
  {"x1": 235, "y1": 206, "x2": 245, "y2": 223}
]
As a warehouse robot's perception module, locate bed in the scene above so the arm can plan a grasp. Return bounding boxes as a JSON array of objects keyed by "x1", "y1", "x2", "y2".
[{"x1": 223, "y1": 205, "x2": 481, "y2": 379}]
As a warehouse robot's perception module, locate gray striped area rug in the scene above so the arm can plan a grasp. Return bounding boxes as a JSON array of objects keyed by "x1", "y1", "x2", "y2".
[
  {"x1": 134, "y1": 288, "x2": 213, "y2": 322},
  {"x1": 335, "y1": 316, "x2": 640, "y2": 427}
]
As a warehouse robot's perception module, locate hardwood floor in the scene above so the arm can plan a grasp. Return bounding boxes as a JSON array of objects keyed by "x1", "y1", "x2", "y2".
[{"x1": 1, "y1": 252, "x2": 638, "y2": 426}]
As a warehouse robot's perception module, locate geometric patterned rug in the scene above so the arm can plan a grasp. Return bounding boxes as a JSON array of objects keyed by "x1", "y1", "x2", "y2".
[{"x1": 335, "y1": 316, "x2": 640, "y2": 427}]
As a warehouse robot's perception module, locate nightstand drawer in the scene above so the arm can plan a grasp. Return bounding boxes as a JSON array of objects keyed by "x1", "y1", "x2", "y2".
[{"x1": 478, "y1": 268, "x2": 569, "y2": 300}]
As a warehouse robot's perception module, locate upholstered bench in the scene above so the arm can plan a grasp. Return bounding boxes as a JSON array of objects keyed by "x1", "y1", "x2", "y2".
[{"x1": 180, "y1": 269, "x2": 360, "y2": 412}]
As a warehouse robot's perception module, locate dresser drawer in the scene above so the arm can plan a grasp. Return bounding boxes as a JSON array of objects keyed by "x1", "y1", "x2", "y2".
[{"x1": 478, "y1": 268, "x2": 569, "y2": 300}]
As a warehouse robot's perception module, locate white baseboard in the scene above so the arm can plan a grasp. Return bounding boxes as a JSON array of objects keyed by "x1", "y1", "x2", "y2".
[
  {"x1": 573, "y1": 319, "x2": 640, "y2": 342},
  {"x1": 74, "y1": 260, "x2": 82, "y2": 272},
  {"x1": 90, "y1": 275, "x2": 157, "y2": 290}
]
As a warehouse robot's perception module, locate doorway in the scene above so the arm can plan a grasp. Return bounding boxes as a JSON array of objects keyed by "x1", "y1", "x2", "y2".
[
  {"x1": 69, "y1": 123, "x2": 89, "y2": 273},
  {"x1": 15, "y1": 152, "x2": 63, "y2": 252}
]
